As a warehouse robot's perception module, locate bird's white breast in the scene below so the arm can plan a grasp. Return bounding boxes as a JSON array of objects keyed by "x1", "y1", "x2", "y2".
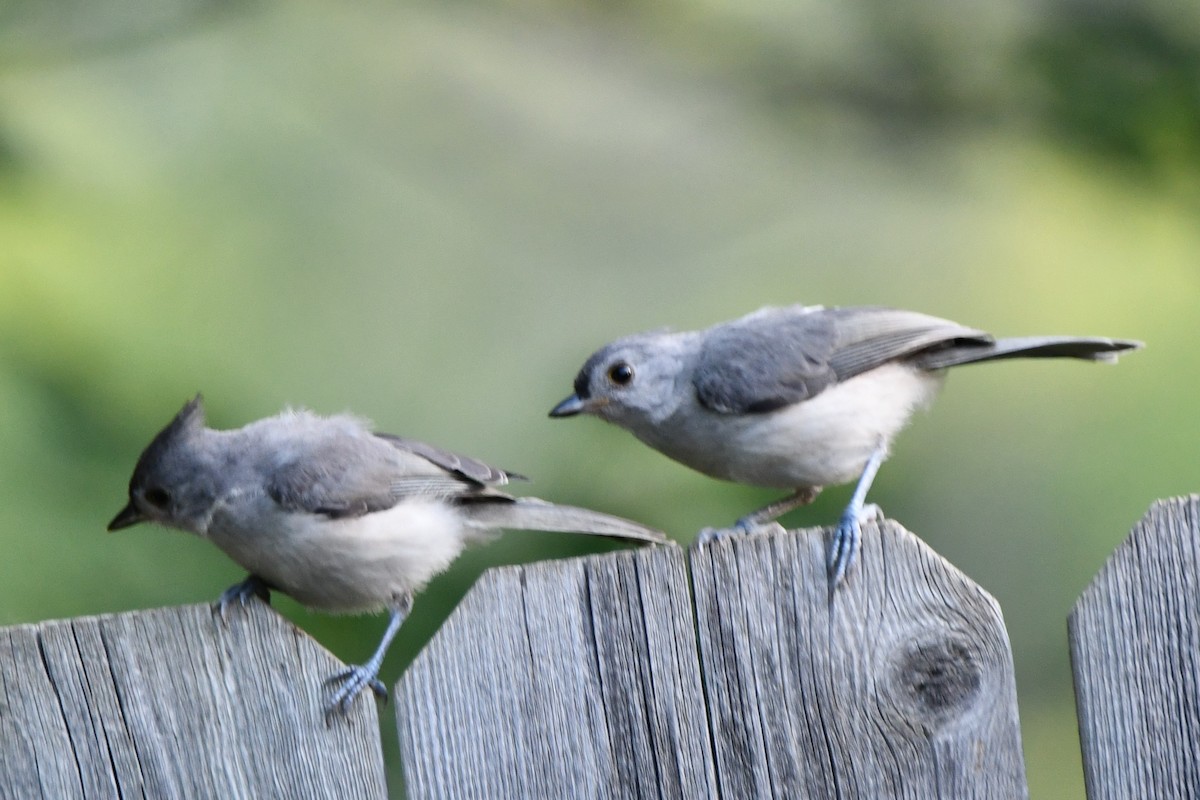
[
  {"x1": 207, "y1": 497, "x2": 468, "y2": 613},
  {"x1": 636, "y1": 363, "x2": 944, "y2": 489}
]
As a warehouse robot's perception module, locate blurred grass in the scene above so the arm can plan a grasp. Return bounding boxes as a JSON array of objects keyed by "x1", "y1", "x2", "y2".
[{"x1": 1, "y1": 1, "x2": 1198, "y2": 796}]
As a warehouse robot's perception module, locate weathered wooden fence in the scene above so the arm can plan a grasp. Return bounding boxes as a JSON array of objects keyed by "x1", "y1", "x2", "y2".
[{"x1": 1, "y1": 495, "x2": 1197, "y2": 799}]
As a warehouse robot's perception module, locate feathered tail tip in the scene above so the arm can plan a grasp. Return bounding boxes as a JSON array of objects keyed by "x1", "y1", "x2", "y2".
[
  {"x1": 1009, "y1": 336, "x2": 1144, "y2": 363},
  {"x1": 916, "y1": 335, "x2": 1143, "y2": 370},
  {"x1": 463, "y1": 498, "x2": 668, "y2": 544}
]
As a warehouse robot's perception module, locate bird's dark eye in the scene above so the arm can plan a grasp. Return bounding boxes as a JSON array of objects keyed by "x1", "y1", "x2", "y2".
[
  {"x1": 143, "y1": 487, "x2": 171, "y2": 509},
  {"x1": 607, "y1": 362, "x2": 634, "y2": 386}
]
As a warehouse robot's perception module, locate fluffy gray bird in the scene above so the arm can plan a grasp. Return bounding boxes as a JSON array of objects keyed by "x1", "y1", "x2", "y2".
[
  {"x1": 549, "y1": 304, "x2": 1140, "y2": 592},
  {"x1": 108, "y1": 396, "x2": 665, "y2": 715}
]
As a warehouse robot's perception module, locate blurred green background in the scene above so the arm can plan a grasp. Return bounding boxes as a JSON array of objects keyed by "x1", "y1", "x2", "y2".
[{"x1": 1, "y1": 0, "x2": 1197, "y2": 795}]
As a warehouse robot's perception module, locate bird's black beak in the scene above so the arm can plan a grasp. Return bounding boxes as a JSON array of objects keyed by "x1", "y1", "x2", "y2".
[
  {"x1": 107, "y1": 501, "x2": 145, "y2": 532},
  {"x1": 549, "y1": 394, "x2": 587, "y2": 418}
]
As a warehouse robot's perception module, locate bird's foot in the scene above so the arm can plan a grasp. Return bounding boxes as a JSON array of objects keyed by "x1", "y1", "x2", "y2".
[
  {"x1": 697, "y1": 520, "x2": 786, "y2": 545},
  {"x1": 325, "y1": 663, "x2": 388, "y2": 718},
  {"x1": 213, "y1": 575, "x2": 270, "y2": 621},
  {"x1": 324, "y1": 603, "x2": 408, "y2": 719},
  {"x1": 827, "y1": 504, "x2": 884, "y2": 597}
]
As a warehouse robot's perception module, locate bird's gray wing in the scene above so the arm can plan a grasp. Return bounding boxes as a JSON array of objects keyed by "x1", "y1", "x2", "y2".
[
  {"x1": 266, "y1": 434, "x2": 514, "y2": 519},
  {"x1": 822, "y1": 306, "x2": 992, "y2": 379},
  {"x1": 693, "y1": 307, "x2": 840, "y2": 413},
  {"x1": 374, "y1": 433, "x2": 525, "y2": 486},
  {"x1": 694, "y1": 305, "x2": 991, "y2": 414}
]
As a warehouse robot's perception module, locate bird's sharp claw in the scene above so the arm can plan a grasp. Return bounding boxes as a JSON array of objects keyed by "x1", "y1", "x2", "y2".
[
  {"x1": 698, "y1": 520, "x2": 787, "y2": 545},
  {"x1": 827, "y1": 513, "x2": 862, "y2": 593},
  {"x1": 213, "y1": 578, "x2": 268, "y2": 621},
  {"x1": 827, "y1": 500, "x2": 884, "y2": 595},
  {"x1": 324, "y1": 664, "x2": 387, "y2": 717}
]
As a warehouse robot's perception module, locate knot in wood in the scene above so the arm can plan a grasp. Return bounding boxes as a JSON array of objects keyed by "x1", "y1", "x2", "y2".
[{"x1": 894, "y1": 637, "x2": 982, "y2": 726}]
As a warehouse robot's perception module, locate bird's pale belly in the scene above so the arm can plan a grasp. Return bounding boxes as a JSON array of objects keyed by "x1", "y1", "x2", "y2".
[
  {"x1": 641, "y1": 364, "x2": 944, "y2": 489},
  {"x1": 206, "y1": 499, "x2": 467, "y2": 613}
]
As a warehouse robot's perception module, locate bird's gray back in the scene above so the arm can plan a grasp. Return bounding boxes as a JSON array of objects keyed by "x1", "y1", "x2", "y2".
[
  {"x1": 693, "y1": 305, "x2": 989, "y2": 414},
  {"x1": 373, "y1": 434, "x2": 516, "y2": 485},
  {"x1": 236, "y1": 411, "x2": 512, "y2": 520}
]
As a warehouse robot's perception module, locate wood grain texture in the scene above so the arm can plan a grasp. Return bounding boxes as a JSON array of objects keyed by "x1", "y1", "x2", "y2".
[
  {"x1": 395, "y1": 545, "x2": 717, "y2": 800},
  {"x1": 0, "y1": 602, "x2": 386, "y2": 800},
  {"x1": 1070, "y1": 495, "x2": 1200, "y2": 800},
  {"x1": 689, "y1": 519, "x2": 1027, "y2": 799}
]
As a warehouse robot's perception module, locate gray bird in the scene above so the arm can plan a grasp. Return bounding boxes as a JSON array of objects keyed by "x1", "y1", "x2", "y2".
[
  {"x1": 108, "y1": 396, "x2": 666, "y2": 715},
  {"x1": 549, "y1": 304, "x2": 1141, "y2": 592}
]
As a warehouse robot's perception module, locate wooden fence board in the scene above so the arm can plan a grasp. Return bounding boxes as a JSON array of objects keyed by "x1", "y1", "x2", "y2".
[
  {"x1": 1070, "y1": 495, "x2": 1200, "y2": 800},
  {"x1": 0, "y1": 603, "x2": 386, "y2": 800},
  {"x1": 394, "y1": 545, "x2": 717, "y2": 800},
  {"x1": 688, "y1": 520, "x2": 1028, "y2": 799},
  {"x1": 398, "y1": 521, "x2": 1028, "y2": 799}
]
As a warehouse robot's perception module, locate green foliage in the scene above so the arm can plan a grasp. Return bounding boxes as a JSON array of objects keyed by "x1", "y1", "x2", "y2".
[{"x1": 1029, "y1": 1, "x2": 1200, "y2": 179}]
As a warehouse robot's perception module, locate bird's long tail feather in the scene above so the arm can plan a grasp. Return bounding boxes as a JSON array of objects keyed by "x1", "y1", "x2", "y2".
[
  {"x1": 461, "y1": 498, "x2": 667, "y2": 543},
  {"x1": 914, "y1": 335, "x2": 1142, "y2": 370}
]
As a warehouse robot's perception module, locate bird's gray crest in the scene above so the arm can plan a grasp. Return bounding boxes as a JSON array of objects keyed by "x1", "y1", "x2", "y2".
[{"x1": 129, "y1": 394, "x2": 206, "y2": 490}]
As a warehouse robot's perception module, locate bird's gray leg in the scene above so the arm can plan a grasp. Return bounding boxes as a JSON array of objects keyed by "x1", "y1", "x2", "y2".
[
  {"x1": 325, "y1": 596, "x2": 412, "y2": 717},
  {"x1": 214, "y1": 574, "x2": 272, "y2": 620},
  {"x1": 697, "y1": 487, "x2": 822, "y2": 544},
  {"x1": 736, "y1": 486, "x2": 823, "y2": 530},
  {"x1": 828, "y1": 443, "x2": 886, "y2": 595}
]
